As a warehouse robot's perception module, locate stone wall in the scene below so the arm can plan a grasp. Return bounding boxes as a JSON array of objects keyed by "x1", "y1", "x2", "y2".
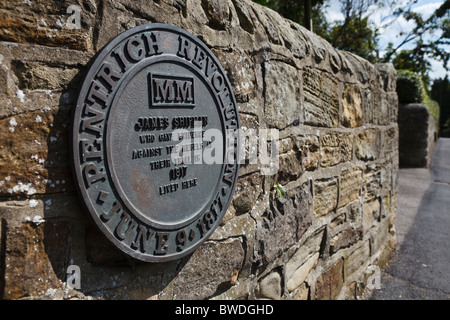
[
  {"x1": 398, "y1": 103, "x2": 437, "y2": 168},
  {"x1": 396, "y1": 70, "x2": 438, "y2": 168},
  {"x1": 0, "y1": 0, "x2": 398, "y2": 300}
]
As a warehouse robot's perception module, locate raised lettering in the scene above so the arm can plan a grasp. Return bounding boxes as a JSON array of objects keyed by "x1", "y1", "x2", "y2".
[
  {"x1": 174, "y1": 80, "x2": 194, "y2": 103},
  {"x1": 131, "y1": 224, "x2": 155, "y2": 253},
  {"x1": 155, "y1": 232, "x2": 169, "y2": 255},
  {"x1": 80, "y1": 138, "x2": 103, "y2": 163},
  {"x1": 142, "y1": 31, "x2": 162, "y2": 56},
  {"x1": 153, "y1": 78, "x2": 175, "y2": 103},
  {"x1": 177, "y1": 36, "x2": 191, "y2": 60},
  {"x1": 126, "y1": 35, "x2": 145, "y2": 62},
  {"x1": 96, "y1": 62, "x2": 122, "y2": 92},
  {"x1": 176, "y1": 230, "x2": 186, "y2": 251},
  {"x1": 115, "y1": 211, "x2": 138, "y2": 241},
  {"x1": 81, "y1": 103, "x2": 105, "y2": 136},
  {"x1": 86, "y1": 80, "x2": 108, "y2": 106},
  {"x1": 101, "y1": 200, "x2": 123, "y2": 222},
  {"x1": 82, "y1": 162, "x2": 106, "y2": 188}
]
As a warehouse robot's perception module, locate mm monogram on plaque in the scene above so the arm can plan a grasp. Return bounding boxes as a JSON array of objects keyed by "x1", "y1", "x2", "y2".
[{"x1": 72, "y1": 24, "x2": 240, "y2": 262}]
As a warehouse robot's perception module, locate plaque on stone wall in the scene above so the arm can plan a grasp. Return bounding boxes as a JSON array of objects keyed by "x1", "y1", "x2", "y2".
[{"x1": 71, "y1": 24, "x2": 240, "y2": 262}]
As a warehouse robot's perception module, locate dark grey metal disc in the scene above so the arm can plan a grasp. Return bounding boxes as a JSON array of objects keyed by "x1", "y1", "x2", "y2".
[{"x1": 71, "y1": 23, "x2": 240, "y2": 262}]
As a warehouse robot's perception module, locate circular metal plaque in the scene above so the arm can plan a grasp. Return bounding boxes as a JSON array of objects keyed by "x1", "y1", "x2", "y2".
[{"x1": 71, "y1": 24, "x2": 240, "y2": 262}]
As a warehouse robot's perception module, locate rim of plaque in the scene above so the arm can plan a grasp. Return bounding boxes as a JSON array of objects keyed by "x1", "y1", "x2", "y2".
[{"x1": 71, "y1": 24, "x2": 240, "y2": 262}]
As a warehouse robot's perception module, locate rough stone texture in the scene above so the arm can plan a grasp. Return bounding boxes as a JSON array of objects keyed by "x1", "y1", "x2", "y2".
[
  {"x1": 356, "y1": 129, "x2": 379, "y2": 161},
  {"x1": 303, "y1": 67, "x2": 339, "y2": 128},
  {"x1": 264, "y1": 61, "x2": 301, "y2": 129},
  {"x1": 295, "y1": 134, "x2": 320, "y2": 171},
  {"x1": 330, "y1": 228, "x2": 363, "y2": 254},
  {"x1": 286, "y1": 252, "x2": 319, "y2": 292},
  {"x1": 315, "y1": 258, "x2": 344, "y2": 300},
  {"x1": 255, "y1": 183, "x2": 313, "y2": 265},
  {"x1": 320, "y1": 132, "x2": 353, "y2": 167},
  {"x1": 255, "y1": 270, "x2": 282, "y2": 299},
  {"x1": 313, "y1": 177, "x2": 338, "y2": 218},
  {"x1": 285, "y1": 229, "x2": 324, "y2": 283},
  {"x1": 0, "y1": 0, "x2": 398, "y2": 300},
  {"x1": 341, "y1": 84, "x2": 363, "y2": 128},
  {"x1": 339, "y1": 167, "x2": 362, "y2": 209},
  {"x1": 173, "y1": 238, "x2": 245, "y2": 300},
  {"x1": 3, "y1": 222, "x2": 67, "y2": 299}
]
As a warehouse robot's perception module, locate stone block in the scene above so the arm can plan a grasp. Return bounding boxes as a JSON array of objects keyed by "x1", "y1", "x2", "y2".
[
  {"x1": 330, "y1": 227, "x2": 363, "y2": 254},
  {"x1": 255, "y1": 270, "x2": 282, "y2": 299},
  {"x1": 0, "y1": 0, "x2": 94, "y2": 51},
  {"x1": 363, "y1": 165, "x2": 381, "y2": 201},
  {"x1": 330, "y1": 212, "x2": 346, "y2": 229},
  {"x1": 277, "y1": 20, "x2": 308, "y2": 59},
  {"x1": 212, "y1": 49, "x2": 255, "y2": 102},
  {"x1": 320, "y1": 132, "x2": 353, "y2": 168},
  {"x1": 0, "y1": 108, "x2": 73, "y2": 196},
  {"x1": 339, "y1": 167, "x2": 362, "y2": 209},
  {"x1": 341, "y1": 83, "x2": 362, "y2": 128},
  {"x1": 202, "y1": 0, "x2": 233, "y2": 30},
  {"x1": 264, "y1": 61, "x2": 301, "y2": 129},
  {"x1": 356, "y1": 129, "x2": 379, "y2": 161},
  {"x1": 363, "y1": 199, "x2": 381, "y2": 232},
  {"x1": 173, "y1": 238, "x2": 245, "y2": 300},
  {"x1": 294, "y1": 134, "x2": 320, "y2": 171},
  {"x1": 303, "y1": 67, "x2": 339, "y2": 127},
  {"x1": 344, "y1": 241, "x2": 370, "y2": 276},
  {"x1": 313, "y1": 177, "x2": 338, "y2": 218},
  {"x1": 251, "y1": 3, "x2": 283, "y2": 45},
  {"x1": 232, "y1": 172, "x2": 263, "y2": 215},
  {"x1": 13, "y1": 61, "x2": 81, "y2": 91},
  {"x1": 3, "y1": 221, "x2": 69, "y2": 299},
  {"x1": 375, "y1": 63, "x2": 397, "y2": 93},
  {"x1": 371, "y1": 218, "x2": 393, "y2": 254},
  {"x1": 292, "y1": 283, "x2": 309, "y2": 300},
  {"x1": 286, "y1": 252, "x2": 319, "y2": 292},
  {"x1": 315, "y1": 258, "x2": 344, "y2": 300},
  {"x1": 285, "y1": 228, "x2": 324, "y2": 283},
  {"x1": 255, "y1": 183, "x2": 313, "y2": 264},
  {"x1": 381, "y1": 126, "x2": 399, "y2": 158},
  {"x1": 274, "y1": 151, "x2": 302, "y2": 186}
]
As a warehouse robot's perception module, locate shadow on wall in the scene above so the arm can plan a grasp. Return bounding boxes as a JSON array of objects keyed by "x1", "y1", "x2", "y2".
[
  {"x1": 398, "y1": 103, "x2": 438, "y2": 168},
  {"x1": 40, "y1": 62, "x2": 190, "y2": 299}
]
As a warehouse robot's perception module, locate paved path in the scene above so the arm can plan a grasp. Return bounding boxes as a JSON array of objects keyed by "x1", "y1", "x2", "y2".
[{"x1": 370, "y1": 138, "x2": 450, "y2": 300}]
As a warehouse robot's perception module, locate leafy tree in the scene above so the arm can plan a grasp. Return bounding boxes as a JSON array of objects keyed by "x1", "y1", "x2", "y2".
[
  {"x1": 431, "y1": 77, "x2": 450, "y2": 136},
  {"x1": 391, "y1": 49, "x2": 431, "y2": 88},
  {"x1": 322, "y1": 0, "x2": 391, "y2": 63},
  {"x1": 252, "y1": 0, "x2": 330, "y2": 37},
  {"x1": 327, "y1": 15, "x2": 379, "y2": 63},
  {"x1": 382, "y1": 0, "x2": 450, "y2": 77}
]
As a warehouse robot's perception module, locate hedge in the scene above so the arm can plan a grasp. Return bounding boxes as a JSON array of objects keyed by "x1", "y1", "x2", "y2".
[{"x1": 396, "y1": 69, "x2": 440, "y2": 127}]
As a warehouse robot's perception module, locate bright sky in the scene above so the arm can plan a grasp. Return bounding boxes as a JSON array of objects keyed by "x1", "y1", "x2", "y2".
[{"x1": 324, "y1": 0, "x2": 450, "y2": 80}]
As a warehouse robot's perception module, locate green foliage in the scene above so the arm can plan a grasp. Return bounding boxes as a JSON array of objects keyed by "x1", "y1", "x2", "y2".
[
  {"x1": 273, "y1": 183, "x2": 286, "y2": 198},
  {"x1": 391, "y1": 50, "x2": 431, "y2": 87},
  {"x1": 383, "y1": 0, "x2": 450, "y2": 76},
  {"x1": 396, "y1": 70, "x2": 426, "y2": 103},
  {"x1": 397, "y1": 70, "x2": 440, "y2": 127},
  {"x1": 327, "y1": 16, "x2": 379, "y2": 63},
  {"x1": 252, "y1": 0, "x2": 330, "y2": 38},
  {"x1": 253, "y1": 0, "x2": 450, "y2": 87},
  {"x1": 431, "y1": 77, "x2": 450, "y2": 135}
]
